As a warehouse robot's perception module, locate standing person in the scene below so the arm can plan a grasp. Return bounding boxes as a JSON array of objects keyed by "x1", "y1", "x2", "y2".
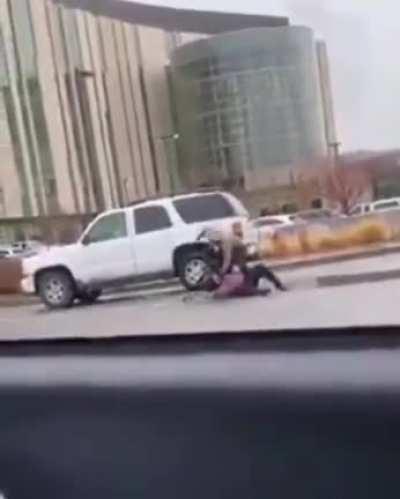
[{"x1": 221, "y1": 222, "x2": 287, "y2": 292}]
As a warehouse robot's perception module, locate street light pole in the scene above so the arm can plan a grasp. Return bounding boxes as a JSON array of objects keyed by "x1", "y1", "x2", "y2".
[
  {"x1": 158, "y1": 133, "x2": 180, "y2": 193},
  {"x1": 328, "y1": 141, "x2": 341, "y2": 167}
]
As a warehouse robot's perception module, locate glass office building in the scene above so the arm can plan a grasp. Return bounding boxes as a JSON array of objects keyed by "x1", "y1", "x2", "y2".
[{"x1": 170, "y1": 26, "x2": 327, "y2": 190}]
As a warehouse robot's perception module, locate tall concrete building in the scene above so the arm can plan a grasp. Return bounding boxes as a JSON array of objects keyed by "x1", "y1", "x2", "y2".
[
  {"x1": 0, "y1": 0, "x2": 177, "y2": 224},
  {"x1": 0, "y1": 0, "x2": 336, "y2": 238}
]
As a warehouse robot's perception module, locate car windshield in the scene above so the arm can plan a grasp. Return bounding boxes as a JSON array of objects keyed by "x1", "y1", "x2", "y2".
[
  {"x1": 255, "y1": 219, "x2": 285, "y2": 227},
  {"x1": 0, "y1": 0, "x2": 399, "y2": 340}
]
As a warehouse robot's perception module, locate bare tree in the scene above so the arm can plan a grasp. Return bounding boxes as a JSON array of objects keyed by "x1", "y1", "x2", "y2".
[
  {"x1": 296, "y1": 163, "x2": 370, "y2": 214},
  {"x1": 296, "y1": 171, "x2": 321, "y2": 209},
  {"x1": 321, "y1": 165, "x2": 370, "y2": 214}
]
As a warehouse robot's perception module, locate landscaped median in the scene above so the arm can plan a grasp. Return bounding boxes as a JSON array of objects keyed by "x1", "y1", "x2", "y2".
[{"x1": 259, "y1": 215, "x2": 399, "y2": 260}]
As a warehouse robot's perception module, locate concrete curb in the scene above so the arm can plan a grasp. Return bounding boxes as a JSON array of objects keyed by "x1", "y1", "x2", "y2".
[{"x1": 269, "y1": 242, "x2": 400, "y2": 271}]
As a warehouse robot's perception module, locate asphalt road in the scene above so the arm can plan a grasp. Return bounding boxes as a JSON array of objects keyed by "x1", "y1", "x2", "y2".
[{"x1": 1, "y1": 275, "x2": 400, "y2": 340}]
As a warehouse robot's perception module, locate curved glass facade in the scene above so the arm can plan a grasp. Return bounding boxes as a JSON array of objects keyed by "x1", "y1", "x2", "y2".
[{"x1": 170, "y1": 26, "x2": 326, "y2": 189}]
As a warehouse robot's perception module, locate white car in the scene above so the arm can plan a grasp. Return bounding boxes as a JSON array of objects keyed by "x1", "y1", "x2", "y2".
[
  {"x1": 0, "y1": 244, "x2": 30, "y2": 258},
  {"x1": 0, "y1": 241, "x2": 46, "y2": 259},
  {"x1": 13, "y1": 240, "x2": 47, "y2": 257},
  {"x1": 350, "y1": 198, "x2": 400, "y2": 216},
  {"x1": 0, "y1": 246, "x2": 16, "y2": 259},
  {"x1": 251, "y1": 215, "x2": 294, "y2": 241},
  {"x1": 22, "y1": 191, "x2": 251, "y2": 309}
]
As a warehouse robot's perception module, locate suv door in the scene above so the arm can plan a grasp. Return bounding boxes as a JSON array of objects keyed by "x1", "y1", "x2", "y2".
[
  {"x1": 133, "y1": 205, "x2": 175, "y2": 275},
  {"x1": 79, "y1": 211, "x2": 135, "y2": 284}
]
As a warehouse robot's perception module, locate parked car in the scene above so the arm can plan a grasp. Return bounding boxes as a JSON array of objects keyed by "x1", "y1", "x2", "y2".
[
  {"x1": 12, "y1": 240, "x2": 47, "y2": 257},
  {"x1": 0, "y1": 244, "x2": 28, "y2": 258},
  {"x1": 350, "y1": 198, "x2": 400, "y2": 216},
  {"x1": 0, "y1": 240, "x2": 46, "y2": 259},
  {"x1": 289, "y1": 208, "x2": 337, "y2": 223},
  {"x1": 251, "y1": 215, "x2": 294, "y2": 242},
  {"x1": 0, "y1": 246, "x2": 16, "y2": 259},
  {"x1": 21, "y1": 191, "x2": 252, "y2": 309}
]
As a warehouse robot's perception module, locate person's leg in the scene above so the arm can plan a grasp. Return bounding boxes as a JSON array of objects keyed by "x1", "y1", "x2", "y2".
[{"x1": 250, "y1": 264, "x2": 287, "y2": 291}]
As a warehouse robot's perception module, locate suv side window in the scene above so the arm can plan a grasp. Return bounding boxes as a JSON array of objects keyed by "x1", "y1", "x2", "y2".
[
  {"x1": 173, "y1": 194, "x2": 235, "y2": 224},
  {"x1": 84, "y1": 212, "x2": 127, "y2": 244},
  {"x1": 134, "y1": 206, "x2": 172, "y2": 234}
]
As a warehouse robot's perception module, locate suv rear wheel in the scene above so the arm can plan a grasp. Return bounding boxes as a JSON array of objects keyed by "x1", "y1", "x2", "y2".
[
  {"x1": 37, "y1": 269, "x2": 75, "y2": 310},
  {"x1": 178, "y1": 251, "x2": 213, "y2": 291}
]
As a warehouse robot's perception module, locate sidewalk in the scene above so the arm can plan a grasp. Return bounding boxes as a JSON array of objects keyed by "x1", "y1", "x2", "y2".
[{"x1": 2, "y1": 240, "x2": 400, "y2": 307}]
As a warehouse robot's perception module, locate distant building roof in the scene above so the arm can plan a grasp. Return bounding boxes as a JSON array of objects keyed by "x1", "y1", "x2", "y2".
[
  {"x1": 53, "y1": 0, "x2": 289, "y2": 34},
  {"x1": 343, "y1": 150, "x2": 400, "y2": 176}
]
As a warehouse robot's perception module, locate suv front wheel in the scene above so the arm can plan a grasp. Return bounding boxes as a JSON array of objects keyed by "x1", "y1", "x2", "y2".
[
  {"x1": 178, "y1": 251, "x2": 214, "y2": 291},
  {"x1": 37, "y1": 269, "x2": 75, "y2": 310}
]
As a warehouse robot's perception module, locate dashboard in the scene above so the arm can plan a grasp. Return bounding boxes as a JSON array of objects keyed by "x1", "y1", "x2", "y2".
[{"x1": 0, "y1": 328, "x2": 399, "y2": 499}]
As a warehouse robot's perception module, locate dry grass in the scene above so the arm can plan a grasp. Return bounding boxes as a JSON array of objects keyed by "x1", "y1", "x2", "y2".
[
  {"x1": 338, "y1": 220, "x2": 392, "y2": 247},
  {"x1": 260, "y1": 232, "x2": 303, "y2": 258},
  {"x1": 259, "y1": 219, "x2": 393, "y2": 259}
]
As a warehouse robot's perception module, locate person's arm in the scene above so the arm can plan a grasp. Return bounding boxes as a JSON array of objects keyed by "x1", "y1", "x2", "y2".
[{"x1": 221, "y1": 238, "x2": 233, "y2": 275}]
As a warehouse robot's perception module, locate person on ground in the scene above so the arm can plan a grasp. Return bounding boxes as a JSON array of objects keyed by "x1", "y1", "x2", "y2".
[{"x1": 220, "y1": 222, "x2": 287, "y2": 293}]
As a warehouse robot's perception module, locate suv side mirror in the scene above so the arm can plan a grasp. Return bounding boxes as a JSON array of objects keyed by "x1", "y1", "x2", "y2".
[{"x1": 81, "y1": 235, "x2": 91, "y2": 246}]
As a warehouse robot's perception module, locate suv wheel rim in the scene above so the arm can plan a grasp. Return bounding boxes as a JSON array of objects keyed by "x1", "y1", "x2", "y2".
[
  {"x1": 45, "y1": 278, "x2": 66, "y2": 304},
  {"x1": 185, "y1": 259, "x2": 207, "y2": 286}
]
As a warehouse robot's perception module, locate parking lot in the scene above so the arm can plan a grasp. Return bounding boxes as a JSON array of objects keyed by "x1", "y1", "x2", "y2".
[
  {"x1": 1, "y1": 272, "x2": 400, "y2": 340},
  {"x1": 2, "y1": 251, "x2": 400, "y2": 340}
]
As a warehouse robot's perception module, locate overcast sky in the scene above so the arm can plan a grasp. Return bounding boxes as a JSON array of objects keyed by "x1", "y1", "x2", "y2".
[{"x1": 139, "y1": 0, "x2": 399, "y2": 152}]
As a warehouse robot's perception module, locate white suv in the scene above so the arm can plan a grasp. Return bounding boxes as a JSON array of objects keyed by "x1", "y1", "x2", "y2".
[{"x1": 22, "y1": 191, "x2": 250, "y2": 309}]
